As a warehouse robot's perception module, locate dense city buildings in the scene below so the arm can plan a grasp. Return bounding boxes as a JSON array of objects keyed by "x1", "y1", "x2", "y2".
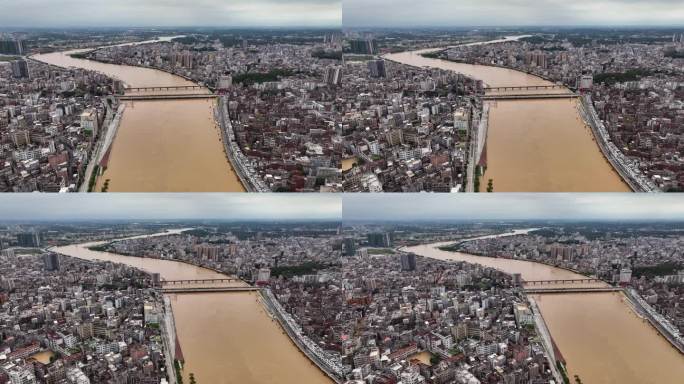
[
  {"x1": 0, "y1": 249, "x2": 168, "y2": 384},
  {"x1": 339, "y1": 53, "x2": 482, "y2": 192},
  {"x1": 79, "y1": 32, "x2": 344, "y2": 192},
  {"x1": 0, "y1": 56, "x2": 120, "y2": 192},
  {"x1": 450, "y1": 224, "x2": 684, "y2": 336},
  {"x1": 2, "y1": 26, "x2": 682, "y2": 192},
  {"x1": 433, "y1": 30, "x2": 684, "y2": 191},
  {"x1": 92, "y1": 224, "x2": 341, "y2": 281}
]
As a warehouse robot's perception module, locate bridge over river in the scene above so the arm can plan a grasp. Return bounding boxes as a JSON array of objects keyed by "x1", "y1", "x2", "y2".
[
  {"x1": 119, "y1": 85, "x2": 217, "y2": 101},
  {"x1": 521, "y1": 278, "x2": 620, "y2": 293},
  {"x1": 32, "y1": 41, "x2": 245, "y2": 192},
  {"x1": 404, "y1": 235, "x2": 684, "y2": 384},
  {"x1": 483, "y1": 84, "x2": 579, "y2": 100},
  {"x1": 384, "y1": 37, "x2": 631, "y2": 192},
  {"x1": 159, "y1": 278, "x2": 261, "y2": 293}
]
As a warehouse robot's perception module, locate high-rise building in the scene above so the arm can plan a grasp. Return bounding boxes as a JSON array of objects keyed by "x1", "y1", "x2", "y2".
[
  {"x1": 218, "y1": 74, "x2": 233, "y2": 89},
  {"x1": 256, "y1": 268, "x2": 271, "y2": 283},
  {"x1": 578, "y1": 74, "x2": 593, "y2": 91},
  {"x1": 367, "y1": 59, "x2": 387, "y2": 78},
  {"x1": 385, "y1": 129, "x2": 404, "y2": 146},
  {"x1": 5, "y1": 363, "x2": 37, "y2": 384},
  {"x1": 0, "y1": 39, "x2": 24, "y2": 55},
  {"x1": 11, "y1": 59, "x2": 29, "y2": 79},
  {"x1": 400, "y1": 253, "x2": 416, "y2": 271},
  {"x1": 16, "y1": 231, "x2": 40, "y2": 247},
  {"x1": 524, "y1": 52, "x2": 547, "y2": 69},
  {"x1": 80, "y1": 109, "x2": 100, "y2": 138},
  {"x1": 367, "y1": 232, "x2": 391, "y2": 247},
  {"x1": 181, "y1": 51, "x2": 193, "y2": 69},
  {"x1": 343, "y1": 238, "x2": 356, "y2": 256},
  {"x1": 10, "y1": 130, "x2": 30, "y2": 147},
  {"x1": 43, "y1": 253, "x2": 60, "y2": 271},
  {"x1": 349, "y1": 39, "x2": 377, "y2": 55},
  {"x1": 194, "y1": 244, "x2": 220, "y2": 261},
  {"x1": 2, "y1": 248, "x2": 15, "y2": 260},
  {"x1": 619, "y1": 268, "x2": 632, "y2": 284},
  {"x1": 324, "y1": 66, "x2": 342, "y2": 86}
]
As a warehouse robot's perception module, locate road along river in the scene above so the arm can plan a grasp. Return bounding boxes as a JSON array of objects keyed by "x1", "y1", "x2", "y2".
[
  {"x1": 385, "y1": 38, "x2": 630, "y2": 192},
  {"x1": 53, "y1": 230, "x2": 331, "y2": 384},
  {"x1": 33, "y1": 39, "x2": 245, "y2": 192},
  {"x1": 404, "y1": 231, "x2": 684, "y2": 384}
]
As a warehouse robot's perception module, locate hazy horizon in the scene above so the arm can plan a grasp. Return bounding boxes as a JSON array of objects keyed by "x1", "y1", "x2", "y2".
[
  {"x1": 0, "y1": 0, "x2": 341, "y2": 28},
  {"x1": 0, "y1": 194, "x2": 342, "y2": 221},
  {"x1": 343, "y1": 0, "x2": 684, "y2": 28},
  {"x1": 343, "y1": 194, "x2": 684, "y2": 222}
]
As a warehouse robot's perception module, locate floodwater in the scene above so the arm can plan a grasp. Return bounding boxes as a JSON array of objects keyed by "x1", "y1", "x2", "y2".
[
  {"x1": 406, "y1": 235, "x2": 684, "y2": 384},
  {"x1": 385, "y1": 39, "x2": 630, "y2": 192},
  {"x1": 33, "y1": 43, "x2": 245, "y2": 192},
  {"x1": 342, "y1": 157, "x2": 358, "y2": 172},
  {"x1": 53, "y1": 231, "x2": 331, "y2": 384}
]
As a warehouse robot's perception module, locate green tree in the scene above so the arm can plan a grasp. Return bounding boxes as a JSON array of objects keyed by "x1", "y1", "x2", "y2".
[
  {"x1": 174, "y1": 360, "x2": 183, "y2": 384},
  {"x1": 189, "y1": 373, "x2": 197, "y2": 384},
  {"x1": 486, "y1": 179, "x2": 494, "y2": 192}
]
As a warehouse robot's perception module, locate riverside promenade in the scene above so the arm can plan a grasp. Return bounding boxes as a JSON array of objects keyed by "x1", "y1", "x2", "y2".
[{"x1": 261, "y1": 289, "x2": 346, "y2": 383}]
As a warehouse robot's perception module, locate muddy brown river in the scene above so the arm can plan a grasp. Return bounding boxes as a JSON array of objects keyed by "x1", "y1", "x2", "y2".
[
  {"x1": 385, "y1": 38, "x2": 630, "y2": 192},
  {"x1": 406, "y1": 232, "x2": 684, "y2": 384},
  {"x1": 53, "y1": 231, "x2": 331, "y2": 384},
  {"x1": 33, "y1": 42, "x2": 245, "y2": 192}
]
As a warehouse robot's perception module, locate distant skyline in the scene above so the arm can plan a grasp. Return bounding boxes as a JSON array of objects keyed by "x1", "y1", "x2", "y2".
[
  {"x1": 344, "y1": 0, "x2": 684, "y2": 28},
  {"x1": 0, "y1": 194, "x2": 341, "y2": 222},
  {"x1": 343, "y1": 194, "x2": 684, "y2": 222},
  {"x1": 0, "y1": 0, "x2": 341, "y2": 28}
]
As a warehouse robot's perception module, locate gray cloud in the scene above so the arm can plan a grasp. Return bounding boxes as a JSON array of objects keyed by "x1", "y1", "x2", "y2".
[
  {"x1": 0, "y1": 0, "x2": 341, "y2": 27},
  {"x1": 342, "y1": 194, "x2": 684, "y2": 222},
  {"x1": 0, "y1": 194, "x2": 341, "y2": 221},
  {"x1": 343, "y1": 0, "x2": 684, "y2": 27}
]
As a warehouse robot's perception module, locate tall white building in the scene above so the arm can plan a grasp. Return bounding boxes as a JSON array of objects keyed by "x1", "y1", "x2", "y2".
[
  {"x1": 619, "y1": 268, "x2": 632, "y2": 284},
  {"x1": 2, "y1": 363, "x2": 37, "y2": 384},
  {"x1": 257, "y1": 267, "x2": 271, "y2": 283},
  {"x1": 80, "y1": 109, "x2": 99, "y2": 138}
]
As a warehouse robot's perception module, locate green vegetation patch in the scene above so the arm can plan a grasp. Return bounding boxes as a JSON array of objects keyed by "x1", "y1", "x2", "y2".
[
  {"x1": 367, "y1": 248, "x2": 395, "y2": 255},
  {"x1": 232, "y1": 69, "x2": 297, "y2": 86},
  {"x1": 271, "y1": 261, "x2": 330, "y2": 278},
  {"x1": 633, "y1": 262, "x2": 681, "y2": 278},
  {"x1": 312, "y1": 50, "x2": 342, "y2": 60},
  {"x1": 593, "y1": 69, "x2": 652, "y2": 85},
  {"x1": 87, "y1": 243, "x2": 110, "y2": 252},
  {"x1": 68, "y1": 52, "x2": 90, "y2": 59}
]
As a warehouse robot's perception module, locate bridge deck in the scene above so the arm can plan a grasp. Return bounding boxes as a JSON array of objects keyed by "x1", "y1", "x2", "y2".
[
  {"x1": 125, "y1": 85, "x2": 205, "y2": 92},
  {"x1": 524, "y1": 287, "x2": 622, "y2": 294},
  {"x1": 484, "y1": 85, "x2": 564, "y2": 91},
  {"x1": 523, "y1": 278, "x2": 604, "y2": 285},
  {"x1": 162, "y1": 278, "x2": 242, "y2": 285},
  {"x1": 483, "y1": 93, "x2": 579, "y2": 100},
  {"x1": 161, "y1": 287, "x2": 261, "y2": 294},
  {"x1": 119, "y1": 94, "x2": 217, "y2": 101}
]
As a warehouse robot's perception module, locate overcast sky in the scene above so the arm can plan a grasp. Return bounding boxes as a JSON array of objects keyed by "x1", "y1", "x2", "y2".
[
  {"x1": 343, "y1": 194, "x2": 684, "y2": 222},
  {"x1": 0, "y1": 194, "x2": 341, "y2": 222},
  {"x1": 344, "y1": 0, "x2": 684, "y2": 27},
  {"x1": 0, "y1": 0, "x2": 341, "y2": 28}
]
